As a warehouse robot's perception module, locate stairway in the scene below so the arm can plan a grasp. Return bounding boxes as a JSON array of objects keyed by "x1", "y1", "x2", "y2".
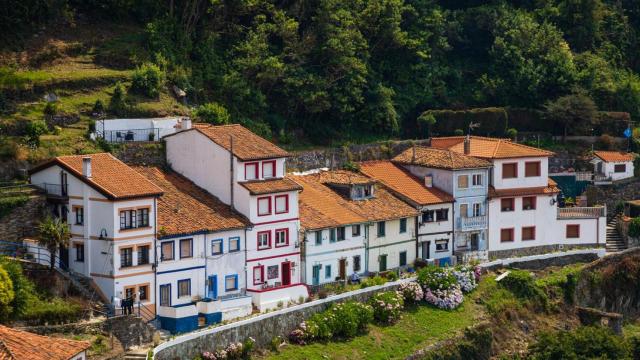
[
  {"x1": 123, "y1": 349, "x2": 149, "y2": 360},
  {"x1": 606, "y1": 217, "x2": 627, "y2": 253}
]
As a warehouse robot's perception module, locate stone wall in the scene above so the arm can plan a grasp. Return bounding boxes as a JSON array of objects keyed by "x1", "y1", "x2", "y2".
[
  {"x1": 488, "y1": 243, "x2": 602, "y2": 261},
  {"x1": 482, "y1": 249, "x2": 603, "y2": 272},
  {"x1": 287, "y1": 139, "x2": 430, "y2": 172},
  {"x1": 154, "y1": 279, "x2": 408, "y2": 360},
  {"x1": 113, "y1": 142, "x2": 166, "y2": 167},
  {"x1": 0, "y1": 195, "x2": 47, "y2": 241},
  {"x1": 585, "y1": 178, "x2": 640, "y2": 218},
  {"x1": 104, "y1": 315, "x2": 155, "y2": 350}
]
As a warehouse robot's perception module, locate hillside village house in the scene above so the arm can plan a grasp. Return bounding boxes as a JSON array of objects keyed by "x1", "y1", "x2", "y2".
[
  {"x1": 291, "y1": 171, "x2": 368, "y2": 286},
  {"x1": 135, "y1": 167, "x2": 252, "y2": 333},
  {"x1": 359, "y1": 161, "x2": 456, "y2": 265},
  {"x1": 591, "y1": 150, "x2": 635, "y2": 183},
  {"x1": 29, "y1": 153, "x2": 163, "y2": 311},
  {"x1": 432, "y1": 136, "x2": 607, "y2": 259},
  {"x1": 390, "y1": 147, "x2": 493, "y2": 262},
  {"x1": 164, "y1": 124, "x2": 308, "y2": 311}
]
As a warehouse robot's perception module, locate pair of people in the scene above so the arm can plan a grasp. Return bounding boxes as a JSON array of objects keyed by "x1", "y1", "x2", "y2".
[{"x1": 114, "y1": 295, "x2": 135, "y2": 315}]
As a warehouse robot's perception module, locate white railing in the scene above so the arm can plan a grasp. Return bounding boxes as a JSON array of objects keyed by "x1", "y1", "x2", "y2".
[
  {"x1": 557, "y1": 207, "x2": 605, "y2": 219},
  {"x1": 594, "y1": 174, "x2": 612, "y2": 183},
  {"x1": 575, "y1": 172, "x2": 593, "y2": 181},
  {"x1": 457, "y1": 216, "x2": 487, "y2": 230}
]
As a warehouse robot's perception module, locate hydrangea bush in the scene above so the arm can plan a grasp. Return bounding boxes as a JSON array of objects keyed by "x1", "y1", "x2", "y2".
[
  {"x1": 451, "y1": 266, "x2": 478, "y2": 293},
  {"x1": 424, "y1": 285, "x2": 464, "y2": 310},
  {"x1": 417, "y1": 265, "x2": 469, "y2": 310},
  {"x1": 288, "y1": 300, "x2": 373, "y2": 344},
  {"x1": 398, "y1": 281, "x2": 423, "y2": 304},
  {"x1": 369, "y1": 291, "x2": 404, "y2": 324},
  {"x1": 201, "y1": 337, "x2": 254, "y2": 360},
  {"x1": 417, "y1": 266, "x2": 458, "y2": 291}
]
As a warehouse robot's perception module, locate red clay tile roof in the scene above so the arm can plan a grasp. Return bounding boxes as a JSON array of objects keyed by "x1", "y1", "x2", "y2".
[
  {"x1": 431, "y1": 136, "x2": 554, "y2": 159},
  {"x1": 593, "y1": 150, "x2": 635, "y2": 162},
  {"x1": 172, "y1": 124, "x2": 290, "y2": 161},
  {"x1": 392, "y1": 146, "x2": 492, "y2": 170},
  {"x1": 291, "y1": 170, "x2": 419, "y2": 229},
  {"x1": 29, "y1": 153, "x2": 163, "y2": 200},
  {"x1": 489, "y1": 179, "x2": 560, "y2": 198},
  {"x1": 135, "y1": 167, "x2": 250, "y2": 237},
  {"x1": 317, "y1": 170, "x2": 377, "y2": 186},
  {"x1": 239, "y1": 178, "x2": 303, "y2": 195},
  {"x1": 0, "y1": 325, "x2": 89, "y2": 360},
  {"x1": 359, "y1": 161, "x2": 453, "y2": 206}
]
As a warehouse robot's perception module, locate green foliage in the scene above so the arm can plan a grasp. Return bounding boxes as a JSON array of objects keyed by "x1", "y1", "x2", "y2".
[
  {"x1": 527, "y1": 326, "x2": 629, "y2": 360},
  {"x1": 418, "y1": 324, "x2": 493, "y2": 360},
  {"x1": 360, "y1": 275, "x2": 387, "y2": 289},
  {"x1": 417, "y1": 266, "x2": 458, "y2": 291},
  {"x1": 544, "y1": 91, "x2": 598, "y2": 140},
  {"x1": 369, "y1": 291, "x2": 404, "y2": 324},
  {"x1": 21, "y1": 297, "x2": 82, "y2": 325},
  {"x1": 0, "y1": 258, "x2": 36, "y2": 319},
  {"x1": 92, "y1": 99, "x2": 105, "y2": 115},
  {"x1": 131, "y1": 63, "x2": 165, "y2": 98},
  {"x1": 0, "y1": 195, "x2": 28, "y2": 219},
  {"x1": 38, "y1": 216, "x2": 71, "y2": 270},
  {"x1": 505, "y1": 128, "x2": 517, "y2": 139},
  {"x1": 25, "y1": 120, "x2": 48, "y2": 147},
  {"x1": 417, "y1": 112, "x2": 437, "y2": 138},
  {"x1": 195, "y1": 102, "x2": 230, "y2": 125},
  {"x1": 499, "y1": 270, "x2": 548, "y2": 310},
  {"x1": 301, "y1": 301, "x2": 374, "y2": 341},
  {"x1": 0, "y1": 266, "x2": 14, "y2": 321},
  {"x1": 43, "y1": 102, "x2": 58, "y2": 116},
  {"x1": 108, "y1": 82, "x2": 127, "y2": 116},
  {"x1": 629, "y1": 217, "x2": 640, "y2": 238}
]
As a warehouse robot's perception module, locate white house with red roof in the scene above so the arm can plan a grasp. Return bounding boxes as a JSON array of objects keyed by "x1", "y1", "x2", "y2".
[
  {"x1": 591, "y1": 150, "x2": 635, "y2": 182},
  {"x1": 29, "y1": 153, "x2": 164, "y2": 317},
  {"x1": 164, "y1": 124, "x2": 308, "y2": 311},
  {"x1": 432, "y1": 136, "x2": 606, "y2": 258}
]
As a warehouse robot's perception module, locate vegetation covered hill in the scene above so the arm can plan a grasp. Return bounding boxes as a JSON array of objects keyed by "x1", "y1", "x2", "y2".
[{"x1": 2, "y1": 0, "x2": 640, "y2": 160}]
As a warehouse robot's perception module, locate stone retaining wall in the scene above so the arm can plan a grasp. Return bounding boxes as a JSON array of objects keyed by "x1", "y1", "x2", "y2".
[
  {"x1": 0, "y1": 195, "x2": 47, "y2": 241},
  {"x1": 153, "y1": 279, "x2": 410, "y2": 360},
  {"x1": 113, "y1": 142, "x2": 166, "y2": 167},
  {"x1": 481, "y1": 248, "x2": 605, "y2": 272},
  {"x1": 585, "y1": 178, "x2": 640, "y2": 218},
  {"x1": 488, "y1": 243, "x2": 602, "y2": 261}
]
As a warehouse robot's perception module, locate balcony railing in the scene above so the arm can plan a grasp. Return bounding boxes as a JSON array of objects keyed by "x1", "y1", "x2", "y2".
[
  {"x1": 457, "y1": 216, "x2": 488, "y2": 231},
  {"x1": 557, "y1": 207, "x2": 605, "y2": 219},
  {"x1": 33, "y1": 183, "x2": 68, "y2": 198},
  {"x1": 97, "y1": 128, "x2": 161, "y2": 143},
  {"x1": 594, "y1": 174, "x2": 612, "y2": 183}
]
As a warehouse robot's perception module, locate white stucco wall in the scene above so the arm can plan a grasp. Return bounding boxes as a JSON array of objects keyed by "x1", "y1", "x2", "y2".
[
  {"x1": 366, "y1": 219, "x2": 417, "y2": 272},
  {"x1": 594, "y1": 159, "x2": 634, "y2": 181},
  {"x1": 491, "y1": 157, "x2": 549, "y2": 190}
]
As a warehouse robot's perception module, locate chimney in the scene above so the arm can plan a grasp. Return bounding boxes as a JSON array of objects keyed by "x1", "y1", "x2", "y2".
[
  {"x1": 181, "y1": 117, "x2": 192, "y2": 130},
  {"x1": 424, "y1": 175, "x2": 433, "y2": 188},
  {"x1": 82, "y1": 157, "x2": 92, "y2": 178},
  {"x1": 464, "y1": 135, "x2": 470, "y2": 155}
]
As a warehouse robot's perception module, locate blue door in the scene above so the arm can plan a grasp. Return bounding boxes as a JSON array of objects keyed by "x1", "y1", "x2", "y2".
[
  {"x1": 312, "y1": 265, "x2": 321, "y2": 286},
  {"x1": 207, "y1": 275, "x2": 217, "y2": 300}
]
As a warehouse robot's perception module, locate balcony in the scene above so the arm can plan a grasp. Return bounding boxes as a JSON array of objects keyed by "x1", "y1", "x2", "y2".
[
  {"x1": 32, "y1": 183, "x2": 68, "y2": 200},
  {"x1": 456, "y1": 216, "x2": 488, "y2": 231},
  {"x1": 557, "y1": 206, "x2": 605, "y2": 219}
]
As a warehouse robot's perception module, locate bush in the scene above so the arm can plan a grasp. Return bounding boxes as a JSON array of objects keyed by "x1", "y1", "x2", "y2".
[
  {"x1": 398, "y1": 282, "x2": 423, "y2": 304},
  {"x1": 451, "y1": 266, "x2": 478, "y2": 293},
  {"x1": 0, "y1": 195, "x2": 28, "y2": 219},
  {"x1": 25, "y1": 119, "x2": 48, "y2": 146},
  {"x1": 43, "y1": 101, "x2": 58, "y2": 116},
  {"x1": 499, "y1": 270, "x2": 548, "y2": 310},
  {"x1": 595, "y1": 134, "x2": 616, "y2": 150},
  {"x1": 108, "y1": 82, "x2": 127, "y2": 116},
  {"x1": 0, "y1": 266, "x2": 15, "y2": 321},
  {"x1": 195, "y1": 102, "x2": 231, "y2": 125},
  {"x1": 289, "y1": 301, "x2": 373, "y2": 344},
  {"x1": 384, "y1": 271, "x2": 399, "y2": 282},
  {"x1": 92, "y1": 99, "x2": 105, "y2": 115},
  {"x1": 369, "y1": 291, "x2": 404, "y2": 325},
  {"x1": 0, "y1": 258, "x2": 36, "y2": 319},
  {"x1": 201, "y1": 337, "x2": 254, "y2": 360},
  {"x1": 527, "y1": 326, "x2": 628, "y2": 360},
  {"x1": 360, "y1": 275, "x2": 387, "y2": 289},
  {"x1": 629, "y1": 217, "x2": 640, "y2": 238},
  {"x1": 131, "y1": 62, "x2": 164, "y2": 98},
  {"x1": 506, "y1": 127, "x2": 517, "y2": 139},
  {"x1": 21, "y1": 298, "x2": 82, "y2": 325},
  {"x1": 417, "y1": 266, "x2": 458, "y2": 291},
  {"x1": 424, "y1": 286, "x2": 464, "y2": 310}
]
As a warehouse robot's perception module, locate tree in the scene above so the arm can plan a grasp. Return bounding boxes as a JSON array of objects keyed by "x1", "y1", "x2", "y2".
[
  {"x1": 25, "y1": 120, "x2": 48, "y2": 147},
  {"x1": 131, "y1": 62, "x2": 165, "y2": 98},
  {"x1": 417, "y1": 112, "x2": 437, "y2": 138},
  {"x1": 544, "y1": 91, "x2": 598, "y2": 142},
  {"x1": 0, "y1": 265, "x2": 14, "y2": 321},
  {"x1": 108, "y1": 82, "x2": 127, "y2": 116},
  {"x1": 194, "y1": 102, "x2": 231, "y2": 125},
  {"x1": 37, "y1": 216, "x2": 71, "y2": 271}
]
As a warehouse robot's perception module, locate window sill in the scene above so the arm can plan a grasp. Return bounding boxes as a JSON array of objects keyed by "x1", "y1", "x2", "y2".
[
  {"x1": 257, "y1": 247, "x2": 271, "y2": 251},
  {"x1": 522, "y1": 239, "x2": 536, "y2": 241},
  {"x1": 180, "y1": 256, "x2": 193, "y2": 260},
  {"x1": 119, "y1": 226, "x2": 152, "y2": 233},
  {"x1": 229, "y1": 249, "x2": 241, "y2": 253},
  {"x1": 225, "y1": 288, "x2": 239, "y2": 292},
  {"x1": 119, "y1": 264, "x2": 151, "y2": 270},
  {"x1": 275, "y1": 243, "x2": 289, "y2": 248},
  {"x1": 211, "y1": 252, "x2": 223, "y2": 256}
]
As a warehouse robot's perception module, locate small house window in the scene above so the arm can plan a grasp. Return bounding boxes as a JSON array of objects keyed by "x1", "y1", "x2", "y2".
[
  {"x1": 253, "y1": 266, "x2": 264, "y2": 285},
  {"x1": 472, "y1": 203, "x2": 481, "y2": 217},
  {"x1": 614, "y1": 164, "x2": 626, "y2": 173},
  {"x1": 262, "y1": 161, "x2": 276, "y2": 179},
  {"x1": 566, "y1": 224, "x2": 580, "y2": 238},
  {"x1": 399, "y1": 251, "x2": 407, "y2": 266},
  {"x1": 137, "y1": 208, "x2": 149, "y2": 227},
  {"x1": 502, "y1": 163, "x2": 518, "y2": 179},
  {"x1": 267, "y1": 265, "x2": 279, "y2": 280},
  {"x1": 180, "y1": 238, "x2": 193, "y2": 258},
  {"x1": 161, "y1": 241, "x2": 174, "y2": 261},
  {"x1": 257, "y1": 231, "x2": 271, "y2": 250},
  {"x1": 177, "y1": 279, "x2": 191, "y2": 297},
  {"x1": 525, "y1": 161, "x2": 541, "y2": 177},
  {"x1": 257, "y1": 197, "x2": 271, "y2": 216},
  {"x1": 315, "y1": 230, "x2": 322, "y2": 245},
  {"x1": 139, "y1": 285, "x2": 149, "y2": 301},
  {"x1": 225, "y1": 275, "x2": 238, "y2": 291},
  {"x1": 458, "y1": 175, "x2": 469, "y2": 189},
  {"x1": 336, "y1": 227, "x2": 346, "y2": 241},
  {"x1": 229, "y1": 237, "x2": 240, "y2": 252},
  {"x1": 74, "y1": 207, "x2": 83, "y2": 225},
  {"x1": 353, "y1": 255, "x2": 361, "y2": 272},
  {"x1": 75, "y1": 243, "x2": 84, "y2": 262},
  {"x1": 325, "y1": 265, "x2": 332, "y2": 279},
  {"x1": 245, "y1": 163, "x2": 259, "y2": 180},
  {"x1": 275, "y1": 195, "x2": 288, "y2": 214},
  {"x1": 522, "y1": 196, "x2": 536, "y2": 210},
  {"x1": 330, "y1": 228, "x2": 337, "y2": 243},
  {"x1": 377, "y1": 221, "x2": 386, "y2": 237},
  {"x1": 500, "y1": 228, "x2": 514, "y2": 242},
  {"x1": 137, "y1": 245, "x2": 150, "y2": 265},
  {"x1": 352, "y1": 224, "x2": 361, "y2": 237},
  {"x1": 422, "y1": 210, "x2": 434, "y2": 223},
  {"x1": 501, "y1": 198, "x2": 514, "y2": 212},
  {"x1": 119, "y1": 210, "x2": 136, "y2": 230},
  {"x1": 211, "y1": 239, "x2": 223, "y2": 255},
  {"x1": 522, "y1": 226, "x2": 536, "y2": 241},
  {"x1": 472, "y1": 174, "x2": 482, "y2": 186},
  {"x1": 120, "y1": 247, "x2": 133, "y2": 268},
  {"x1": 400, "y1": 218, "x2": 407, "y2": 233},
  {"x1": 435, "y1": 239, "x2": 449, "y2": 252},
  {"x1": 275, "y1": 228, "x2": 289, "y2": 247},
  {"x1": 436, "y1": 209, "x2": 449, "y2": 221}
]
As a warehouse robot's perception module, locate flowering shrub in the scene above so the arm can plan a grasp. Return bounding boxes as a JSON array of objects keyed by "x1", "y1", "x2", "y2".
[
  {"x1": 369, "y1": 291, "x2": 404, "y2": 324},
  {"x1": 424, "y1": 285, "x2": 464, "y2": 310},
  {"x1": 288, "y1": 301, "x2": 373, "y2": 344},
  {"x1": 417, "y1": 266, "x2": 458, "y2": 291},
  {"x1": 398, "y1": 282, "x2": 423, "y2": 304},
  {"x1": 451, "y1": 266, "x2": 478, "y2": 293},
  {"x1": 201, "y1": 337, "x2": 254, "y2": 359}
]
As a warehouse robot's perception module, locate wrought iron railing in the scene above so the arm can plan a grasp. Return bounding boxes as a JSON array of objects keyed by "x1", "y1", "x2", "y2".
[
  {"x1": 33, "y1": 182, "x2": 68, "y2": 197},
  {"x1": 96, "y1": 128, "x2": 161, "y2": 143},
  {"x1": 557, "y1": 207, "x2": 606, "y2": 219}
]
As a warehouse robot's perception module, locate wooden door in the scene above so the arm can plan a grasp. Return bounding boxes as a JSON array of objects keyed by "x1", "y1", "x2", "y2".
[
  {"x1": 281, "y1": 262, "x2": 291, "y2": 286},
  {"x1": 338, "y1": 259, "x2": 346, "y2": 280}
]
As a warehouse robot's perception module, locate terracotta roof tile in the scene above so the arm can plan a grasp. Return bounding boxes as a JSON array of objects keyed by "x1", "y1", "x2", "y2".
[
  {"x1": 29, "y1": 153, "x2": 163, "y2": 200},
  {"x1": 0, "y1": 325, "x2": 89, "y2": 360},
  {"x1": 291, "y1": 170, "x2": 418, "y2": 230},
  {"x1": 359, "y1": 161, "x2": 453, "y2": 206},
  {"x1": 489, "y1": 179, "x2": 560, "y2": 198},
  {"x1": 431, "y1": 136, "x2": 554, "y2": 159},
  {"x1": 135, "y1": 167, "x2": 250, "y2": 237},
  {"x1": 593, "y1": 151, "x2": 635, "y2": 162},
  {"x1": 317, "y1": 170, "x2": 377, "y2": 186},
  {"x1": 392, "y1": 146, "x2": 492, "y2": 170},
  {"x1": 239, "y1": 178, "x2": 303, "y2": 195},
  {"x1": 185, "y1": 124, "x2": 290, "y2": 161}
]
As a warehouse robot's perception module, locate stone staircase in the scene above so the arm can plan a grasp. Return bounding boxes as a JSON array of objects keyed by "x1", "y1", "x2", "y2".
[{"x1": 606, "y1": 217, "x2": 627, "y2": 253}]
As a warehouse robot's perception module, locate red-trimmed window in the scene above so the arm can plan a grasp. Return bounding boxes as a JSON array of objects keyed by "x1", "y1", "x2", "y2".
[
  {"x1": 262, "y1": 160, "x2": 276, "y2": 179},
  {"x1": 500, "y1": 228, "x2": 514, "y2": 242},
  {"x1": 274, "y1": 195, "x2": 288, "y2": 214},
  {"x1": 522, "y1": 226, "x2": 536, "y2": 241},
  {"x1": 253, "y1": 265, "x2": 264, "y2": 285},
  {"x1": 522, "y1": 196, "x2": 536, "y2": 210},
  {"x1": 275, "y1": 228, "x2": 289, "y2": 247},
  {"x1": 566, "y1": 224, "x2": 580, "y2": 238},
  {"x1": 502, "y1": 163, "x2": 518, "y2": 179},
  {"x1": 525, "y1": 161, "x2": 541, "y2": 177},
  {"x1": 501, "y1": 198, "x2": 514, "y2": 212},
  {"x1": 257, "y1": 231, "x2": 271, "y2": 250},
  {"x1": 257, "y1": 196, "x2": 271, "y2": 216},
  {"x1": 245, "y1": 162, "x2": 259, "y2": 180}
]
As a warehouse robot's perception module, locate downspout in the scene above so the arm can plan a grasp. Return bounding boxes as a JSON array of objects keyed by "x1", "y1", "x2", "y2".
[
  {"x1": 153, "y1": 197, "x2": 158, "y2": 318},
  {"x1": 415, "y1": 208, "x2": 419, "y2": 259},
  {"x1": 364, "y1": 223, "x2": 370, "y2": 274},
  {"x1": 230, "y1": 135, "x2": 235, "y2": 210},
  {"x1": 451, "y1": 202, "x2": 456, "y2": 259},
  {"x1": 203, "y1": 233, "x2": 207, "y2": 298}
]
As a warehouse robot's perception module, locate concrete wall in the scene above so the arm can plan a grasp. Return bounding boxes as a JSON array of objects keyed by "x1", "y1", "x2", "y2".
[{"x1": 153, "y1": 278, "x2": 411, "y2": 360}]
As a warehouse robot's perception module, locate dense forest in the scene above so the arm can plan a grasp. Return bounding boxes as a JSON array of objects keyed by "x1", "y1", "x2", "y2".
[{"x1": 3, "y1": 0, "x2": 640, "y2": 143}]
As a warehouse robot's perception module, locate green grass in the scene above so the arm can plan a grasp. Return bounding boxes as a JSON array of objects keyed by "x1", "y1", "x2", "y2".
[
  {"x1": 0, "y1": 64, "x2": 131, "y2": 91},
  {"x1": 535, "y1": 263, "x2": 585, "y2": 288}
]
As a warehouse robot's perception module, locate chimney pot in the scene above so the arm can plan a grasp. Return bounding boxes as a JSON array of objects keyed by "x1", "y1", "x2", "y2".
[
  {"x1": 181, "y1": 117, "x2": 192, "y2": 130},
  {"x1": 464, "y1": 135, "x2": 471, "y2": 155},
  {"x1": 82, "y1": 157, "x2": 92, "y2": 178},
  {"x1": 424, "y1": 175, "x2": 433, "y2": 188}
]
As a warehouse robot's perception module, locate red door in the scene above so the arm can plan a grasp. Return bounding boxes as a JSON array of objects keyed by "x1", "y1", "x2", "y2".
[{"x1": 281, "y1": 262, "x2": 291, "y2": 286}]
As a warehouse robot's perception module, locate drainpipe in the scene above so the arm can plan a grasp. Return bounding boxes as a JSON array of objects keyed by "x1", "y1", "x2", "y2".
[
  {"x1": 415, "y1": 209, "x2": 419, "y2": 259},
  {"x1": 451, "y1": 202, "x2": 456, "y2": 260},
  {"x1": 203, "y1": 233, "x2": 207, "y2": 298},
  {"x1": 364, "y1": 223, "x2": 370, "y2": 274},
  {"x1": 230, "y1": 136, "x2": 235, "y2": 210},
  {"x1": 244, "y1": 227, "x2": 248, "y2": 294},
  {"x1": 153, "y1": 197, "x2": 158, "y2": 319}
]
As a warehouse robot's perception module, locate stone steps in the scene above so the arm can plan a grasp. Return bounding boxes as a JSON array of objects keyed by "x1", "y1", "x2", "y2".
[{"x1": 606, "y1": 217, "x2": 627, "y2": 253}]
